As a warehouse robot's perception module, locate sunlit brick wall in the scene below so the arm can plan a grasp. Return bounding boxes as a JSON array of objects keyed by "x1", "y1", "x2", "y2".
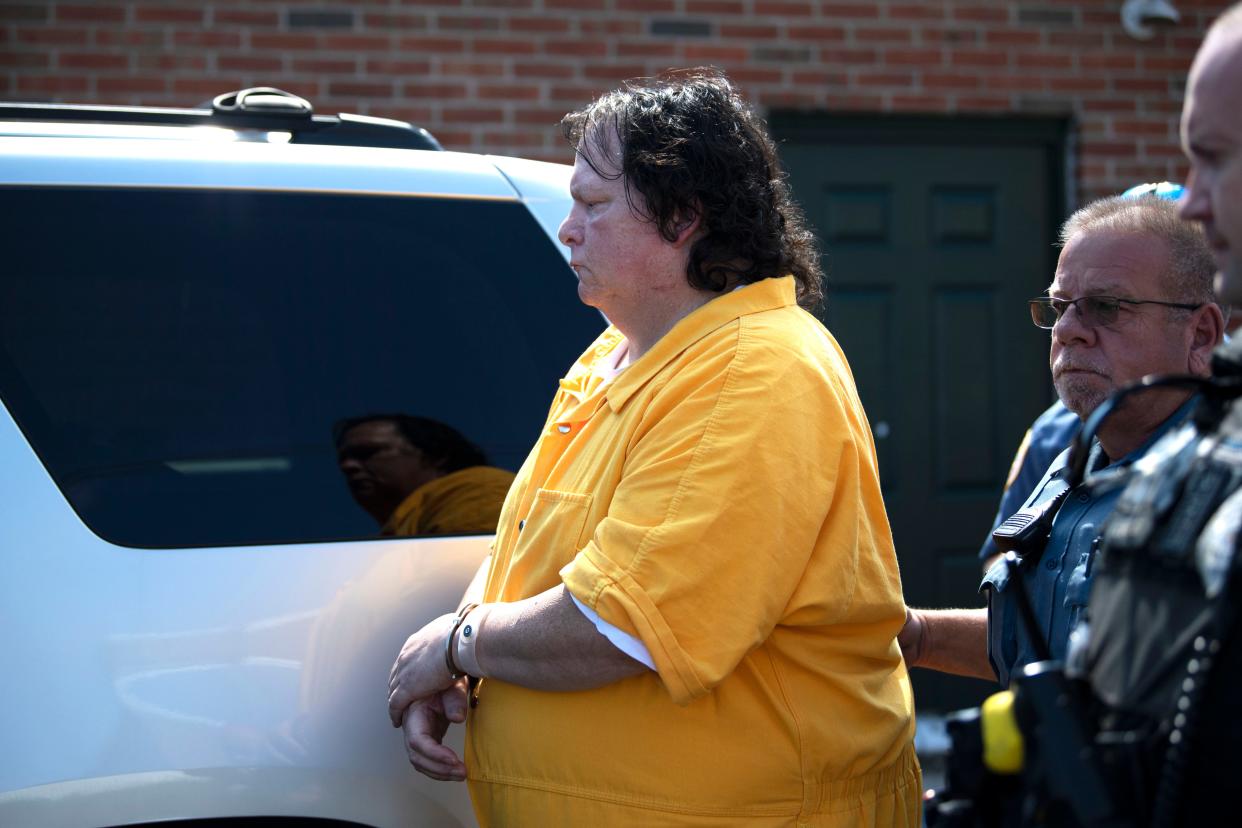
[{"x1": 2, "y1": 0, "x2": 1231, "y2": 201}]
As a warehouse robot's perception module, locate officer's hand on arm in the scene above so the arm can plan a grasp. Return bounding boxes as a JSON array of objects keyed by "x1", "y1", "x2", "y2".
[{"x1": 897, "y1": 606, "x2": 995, "y2": 681}]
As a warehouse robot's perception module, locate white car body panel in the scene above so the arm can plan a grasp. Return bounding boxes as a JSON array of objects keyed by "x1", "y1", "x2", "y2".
[{"x1": 0, "y1": 121, "x2": 577, "y2": 827}]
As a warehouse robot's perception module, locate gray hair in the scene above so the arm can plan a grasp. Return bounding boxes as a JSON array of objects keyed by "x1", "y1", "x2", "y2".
[{"x1": 1059, "y1": 194, "x2": 1217, "y2": 306}]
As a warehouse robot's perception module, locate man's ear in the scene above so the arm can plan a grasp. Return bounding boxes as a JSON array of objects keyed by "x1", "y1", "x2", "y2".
[{"x1": 1189, "y1": 303, "x2": 1226, "y2": 375}]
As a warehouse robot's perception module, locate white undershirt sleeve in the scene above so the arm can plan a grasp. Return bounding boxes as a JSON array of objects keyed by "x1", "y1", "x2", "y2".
[{"x1": 569, "y1": 592, "x2": 656, "y2": 670}]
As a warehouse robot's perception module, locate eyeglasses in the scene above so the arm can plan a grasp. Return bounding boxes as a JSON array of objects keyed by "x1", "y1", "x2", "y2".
[{"x1": 1028, "y1": 295, "x2": 1203, "y2": 329}]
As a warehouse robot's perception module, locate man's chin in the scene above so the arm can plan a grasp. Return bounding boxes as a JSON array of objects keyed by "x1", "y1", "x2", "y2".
[
  {"x1": 1214, "y1": 262, "x2": 1242, "y2": 307},
  {"x1": 1054, "y1": 377, "x2": 1110, "y2": 419}
]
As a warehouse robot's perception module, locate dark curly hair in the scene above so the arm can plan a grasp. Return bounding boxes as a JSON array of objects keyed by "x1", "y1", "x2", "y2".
[{"x1": 560, "y1": 68, "x2": 823, "y2": 310}]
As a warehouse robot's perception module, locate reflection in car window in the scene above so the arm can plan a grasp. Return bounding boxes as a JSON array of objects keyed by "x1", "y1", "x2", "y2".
[{"x1": 0, "y1": 187, "x2": 599, "y2": 548}]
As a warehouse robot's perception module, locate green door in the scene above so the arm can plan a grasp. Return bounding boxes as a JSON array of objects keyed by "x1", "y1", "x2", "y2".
[{"x1": 774, "y1": 115, "x2": 1067, "y2": 711}]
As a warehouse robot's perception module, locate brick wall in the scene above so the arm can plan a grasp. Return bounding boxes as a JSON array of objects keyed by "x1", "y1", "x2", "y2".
[{"x1": 1, "y1": 0, "x2": 1231, "y2": 202}]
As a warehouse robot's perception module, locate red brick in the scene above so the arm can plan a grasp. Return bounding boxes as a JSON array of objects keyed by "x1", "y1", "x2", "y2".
[
  {"x1": 1082, "y1": 98, "x2": 1138, "y2": 113},
  {"x1": 890, "y1": 94, "x2": 951, "y2": 112},
  {"x1": 1081, "y1": 53, "x2": 1137, "y2": 71},
  {"x1": 292, "y1": 58, "x2": 357, "y2": 74},
  {"x1": 443, "y1": 106, "x2": 505, "y2": 123},
  {"x1": 16, "y1": 26, "x2": 89, "y2": 45},
  {"x1": 508, "y1": 17, "x2": 571, "y2": 33},
  {"x1": 825, "y1": 92, "x2": 885, "y2": 109},
  {"x1": 922, "y1": 72, "x2": 982, "y2": 90},
  {"x1": 580, "y1": 19, "x2": 642, "y2": 34},
  {"x1": 1049, "y1": 76, "x2": 1109, "y2": 93},
  {"x1": 98, "y1": 30, "x2": 163, "y2": 48},
  {"x1": 820, "y1": 47, "x2": 878, "y2": 65},
  {"x1": 1113, "y1": 78, "x2": 1171, "y2": 94},
  {"x1": 754, "y1": 1, "x2": 814, "y2": 15},
  {"x1": 725, "y1": 23, "x2": 779, "y2": 38},
  {"x1": 984, "y1": 30, "x2": 1042, "y2": 47},
  {"x1": 220, "y1": 55, "x2": 286, "y2": 73},
  {"x1": 367, "y1": 58, "x2": 433, "y2": 75},
  {"x1": 883, "y1": 48, "x2": 944, "y2": 66},
  {"x1": 17, "y1": 74, "x2": 90, "y2": 94},
  {"x1": 582, "y1": 63, "x2": 647, "y2": 80},
  {"x1": 550, "y1": 83, "x2": 606, "y2": 102},
  {"x1": 216, "y1": 9, "x2": 280, "y2": 26},
  {"x1": 474, "y1": 38, "x2": 538, "y2": 55},
  {"x1": 176, "y1": 31, "x2": 245, "y2": 49},
  {"x1": 1114, "y1": 119, "x2": 1176, "y2": 137},
  {"x1": 514, "y1": 61, "x2": 576, "y2": 78},
  {"x1": 397, "y1": 36, "x2": 466, "y2": 53},
  {"x1": 950, "y1": 50, "x2": 1009, "y2": 68},
  {"x1": 321, "y1": 35, "x2": 389, "y2": 51},
  {"x1": 1016, "y1": 53, "x2": 1074, "y2": 70},
  {"x1": 820, "y1": 3, "x2": 880, "y2": 19},
  {"x1": 726, "y1": 66, "x2": 784, "y2": 84},
  {"x1": 1048, "y1": 31, "x2": 1105, "y2": 49},
  {"x1": 957, "y1": 96, "x2": 1012, "y2": 111},
  {"x1": 1082, "y1": 140, "x2": 1142, "y2": 158},
  {"x1": 0, "y1": 4, "x2": 47, "y2": 22},
  {"x1": 403, "y1": 82, "x2": 471, "y2": 99},
  {"x1": 479, "y1": 83, "x2": 541, "y2": 100},
  {"x1": 787, "y1": 25, "x2": 847, "y2": 41},
  {"x1": 439, "y1": 59, "x2": 506, "y2": 76},
  {"x1": 617, "y1": 41, "x2": 679, "y2": 58},
  {"x1": 437, "y1": 15, "x2": 502, "y2": 32},
  {"x1": 97, "y1": 76, "x2": 169, "y2": 95},
  {"x1": 1143, "y1": 55, "x2": 1194, "y2": 73},
  {"x1": 545, "y1": 0, "x2": 608, "y2": 8},
  {"x1": 56, "y1": 4, "x2": 125, "y2": 23},
  {"x1": 920, "y1": 28, "x2": 979, "y2": 45},
  {"x1": 953, "y1": 5, "x2": 1009, "y2": 23},
  {"x1": 516, "y1": 105, "x2": 574, "y2": 124},
  {"x1": 687, "y1": 0, "x2": 745, "y2": 12},
  {"x1": 0, "y1": 51, "x2": 49, "y2": 68},
  {"x1": 59, "y1": 51, "x2": 129, "y2": 70},
  {"x1": 755, "y1": 89, "x2": 822, "y2": 107},
  {"x1": 136, "y1": 53, "x2": 208, "y2": 72},
  {"x1": 617, "y1": 0, "x2": 677, "y2": 11},
  {"x1": 790, "y1": 69, "x2": 848, "y2": 86},
  {"x1": 855, "y1": 70, "x2": 916, "y2": 87},
  {"x1": 134, "y1": 7, "x2": 204, "y2": 24},
  {"x1": 855, "y1": 27, "x2": 913, "y2": 44},
  {"x1": 541, "y1": 38, "x2": 608, "y2": 56},
  {"x1": 328, "y1": 81, "x2": 395, "y2": 98},
  {"x1": 983, "y1": 74, "x2": 1045, "y2": 92},
  {"x1": 887, "y1": 4, "x2": 946, "y2": 20},
  {"x1": 684, "y1": 44, "x2": 748, "y2": 61}
]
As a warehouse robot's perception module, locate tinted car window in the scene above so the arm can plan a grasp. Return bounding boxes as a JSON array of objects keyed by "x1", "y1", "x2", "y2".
[{"x1": 0, "y1": 187, "x2": 600, "y2": 547}]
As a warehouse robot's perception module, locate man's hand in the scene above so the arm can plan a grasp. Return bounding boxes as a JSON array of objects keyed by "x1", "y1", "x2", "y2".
[
  {"x1": 897, "y1": 606, "x2": 925, "y2": 667},
  {"x1": 402, "y1": 682, "x2": 469, "y2": 781},
  {"x1": 389, "y1": 613, "x2": 456, "y2": 727}
]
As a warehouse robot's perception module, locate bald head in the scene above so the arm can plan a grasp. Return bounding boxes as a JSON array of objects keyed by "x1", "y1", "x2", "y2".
[{"x1": 1179, "y1": 4, "x2": 1242, "y2": 306}]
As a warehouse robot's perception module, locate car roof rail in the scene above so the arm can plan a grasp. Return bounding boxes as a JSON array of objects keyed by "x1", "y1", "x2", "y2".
[{"x1": 0, "y1": 86, "x2": 443, "y2": 151}]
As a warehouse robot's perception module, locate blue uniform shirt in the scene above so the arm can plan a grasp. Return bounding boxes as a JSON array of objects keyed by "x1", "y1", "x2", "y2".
[
  {"x1": 981, "y1": 397, "x2": 1198, "y2": 686},
  {"x1": 978, "y1": 401, "x2": 1082, "y2": 562}
]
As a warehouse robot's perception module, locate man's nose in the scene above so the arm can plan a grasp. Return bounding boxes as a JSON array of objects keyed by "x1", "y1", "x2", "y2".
[
  {"x1": 1052, "y1": 303, "x2": 1094, "y2": 345},
  {"x1": 1179, "y1": 168, "x2": 1211, "y2": 223}
]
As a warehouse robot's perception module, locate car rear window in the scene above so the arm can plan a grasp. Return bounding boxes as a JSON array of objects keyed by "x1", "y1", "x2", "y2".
[{"x1": 0, "y1": 186, "x2": 600, "y2": 547}]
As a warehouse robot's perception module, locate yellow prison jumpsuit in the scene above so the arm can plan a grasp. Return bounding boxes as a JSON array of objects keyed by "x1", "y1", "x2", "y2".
[{"x1": 466, "y1": 276, "x2": 920, "y2": 826}]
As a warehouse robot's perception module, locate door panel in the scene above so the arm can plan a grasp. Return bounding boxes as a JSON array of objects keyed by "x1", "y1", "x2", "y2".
[{"x1": 776, "y1": 116, "x2": 1066, "y2": 710}]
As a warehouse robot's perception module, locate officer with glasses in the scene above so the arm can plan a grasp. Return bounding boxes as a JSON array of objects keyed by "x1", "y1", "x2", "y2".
[{"x1": 899, "y1": 191, "x2": 1224, "y2": 685}]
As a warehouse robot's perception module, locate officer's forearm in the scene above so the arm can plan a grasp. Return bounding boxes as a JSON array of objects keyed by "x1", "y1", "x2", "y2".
[
  {"x1": 905, "y1": 607, "x2": 995, "y2": 681},
  {"x1": 454, "y1": 585, "x2": 649, "y2": 691}
]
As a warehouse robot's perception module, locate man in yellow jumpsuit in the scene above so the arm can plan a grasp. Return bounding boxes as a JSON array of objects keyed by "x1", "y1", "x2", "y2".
[{"x1": 388, "y1": 69, "x2": 921, "y2": 826}]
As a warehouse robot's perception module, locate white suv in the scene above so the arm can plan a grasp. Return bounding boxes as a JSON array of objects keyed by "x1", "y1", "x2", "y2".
[{"x1": 0, "y1": 89, "x2": 595, "y2": 828}]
